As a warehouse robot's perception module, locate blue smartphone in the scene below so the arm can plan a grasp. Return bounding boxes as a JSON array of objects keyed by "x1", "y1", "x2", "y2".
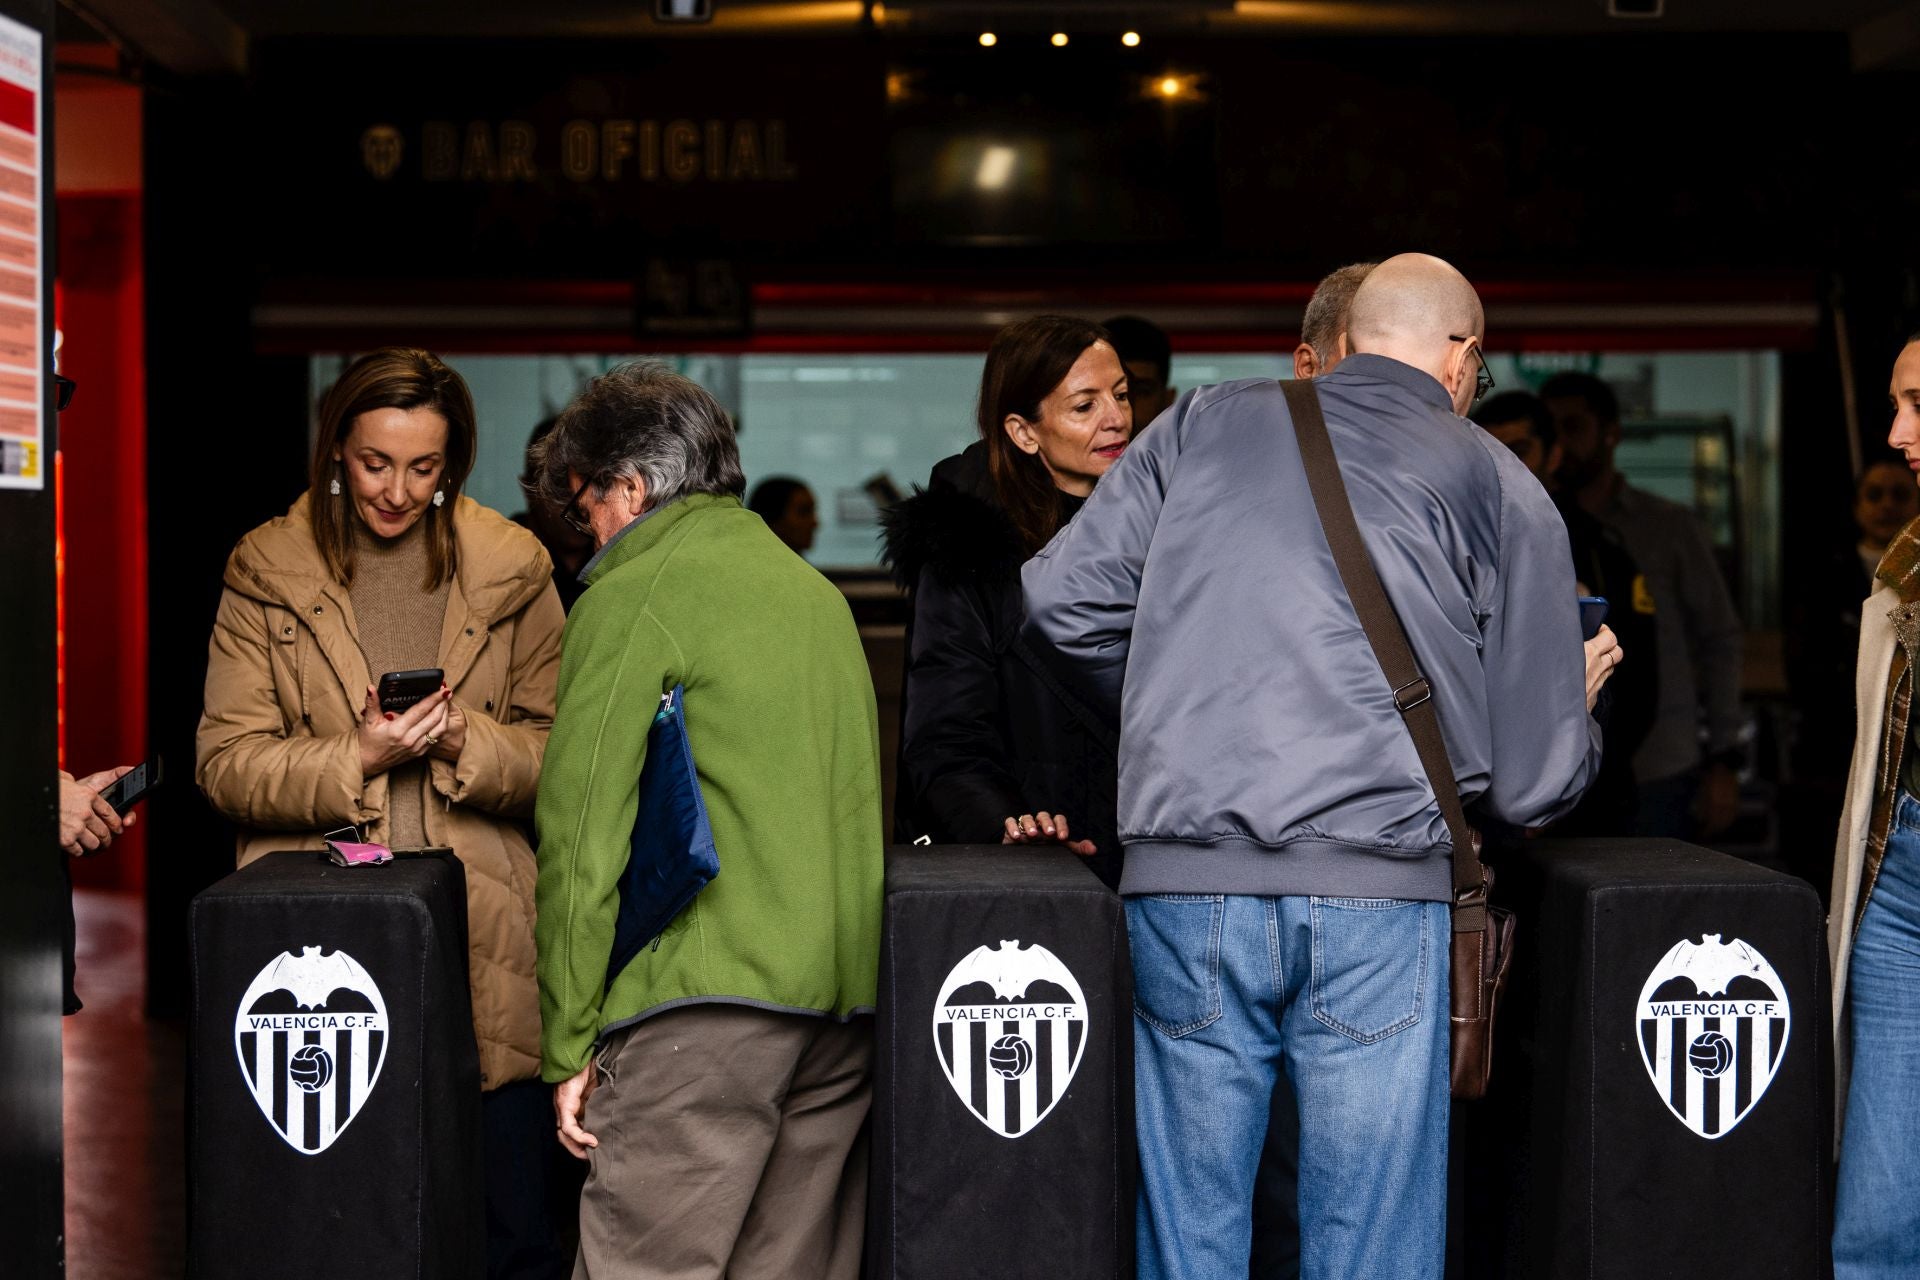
[{"x1": 1579, "y1": 596, "x2": 1610, "y2": 640}]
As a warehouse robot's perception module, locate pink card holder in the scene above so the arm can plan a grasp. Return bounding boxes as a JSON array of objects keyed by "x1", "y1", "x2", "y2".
[{"x1": 322, "y1": 826, "x2": 393, "y2": 867}]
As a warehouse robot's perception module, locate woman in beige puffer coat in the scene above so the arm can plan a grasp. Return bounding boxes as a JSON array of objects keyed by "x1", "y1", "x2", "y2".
[{"x1": 196, "y1": 348, "x2": 568, "y2": 1276}]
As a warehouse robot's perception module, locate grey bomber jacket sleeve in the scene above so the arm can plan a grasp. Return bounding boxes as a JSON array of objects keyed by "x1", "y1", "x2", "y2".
[
  {"x1": 1023, "y1": 368, "x2": 1601, "y2": 888},
  {"x1": 1021, "y1": 392, "x2": 1188, "y2": 720},
  {"x1": 1470, "y1": 434, "x2": 1606, "y2": 828}
]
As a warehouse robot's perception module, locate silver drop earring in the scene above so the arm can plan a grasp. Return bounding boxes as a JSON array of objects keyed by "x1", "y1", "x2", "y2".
[
  {"x1": 433, "y1": 490, "x2": 445, "y2": 508},
  {"x1": 329, "y1": 476, "x2": 341, "y2": 496}
]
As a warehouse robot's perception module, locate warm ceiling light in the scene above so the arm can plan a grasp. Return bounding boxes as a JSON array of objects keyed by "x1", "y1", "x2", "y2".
[
  {"x1": 1157, "y1": 75, "x2": 1183, "y2": 97},
  {"x1": 1122, "y1": 31, "x2": 1141, "y2": 47},
  {"x1": 975, "y1": 145, "x2": 1017, "y2": 191},
  {"x1": 1051, "y1": 31, "x2": 1069, "y2": 46},
  {"x1": 979, "y1": 30, "x2": 997, "y2": 46}
]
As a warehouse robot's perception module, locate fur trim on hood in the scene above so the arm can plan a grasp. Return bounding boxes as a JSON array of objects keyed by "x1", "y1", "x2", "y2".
[{"x1": 880, "y1": 481, "x2": 1025, "y2": 591}]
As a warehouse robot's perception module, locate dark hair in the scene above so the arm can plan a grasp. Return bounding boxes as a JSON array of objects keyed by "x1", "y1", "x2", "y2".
[
  {"x1": 1101, "y1": 315, "x2": 1171, "y2": 383},
  {"x1": 521, "y1": 416, "x2": 559, "y2": 491},
  {"x1": 748, "y1": 476, "x2": 811, "y2": 523},
  {"x1": 532, "y1": 361, "x2": 745, "y2": 517},
  {"x1": 1539, "y1": 371, "x2": 1620, "y2": 427},
  {"x1": 1472, "y1": 390, "x2": 1556, "y2": 452},
  {"x1": 1858, "y1": 451, "x2": 1912, "y2": 493},
  {"x1": 978, "y1": 315, "x2": 1113, "y2": 555},
  {"x1": 311, "y1": 347, "x2": 476, "y2": 591},
  {"x1": 1300, "y1": 262, "x2": 1377, "y2": 359}
]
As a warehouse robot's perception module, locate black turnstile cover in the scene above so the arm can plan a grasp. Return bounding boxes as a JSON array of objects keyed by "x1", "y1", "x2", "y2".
[
  {"x1": 869, "y1": 845, "x2": 1134, "y2": 1280},
  {"x1": 189, "y1": 851, "x2": 482, "y2": 1280},
  {"x1": 1485, "y1": 839, "x2": 1831, "y2": 1280}
]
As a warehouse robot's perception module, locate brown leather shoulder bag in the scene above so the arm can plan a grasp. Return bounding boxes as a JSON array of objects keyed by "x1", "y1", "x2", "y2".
[{"x1": 1281, "y1": 378, "x2": 1517, "y2": 1100}]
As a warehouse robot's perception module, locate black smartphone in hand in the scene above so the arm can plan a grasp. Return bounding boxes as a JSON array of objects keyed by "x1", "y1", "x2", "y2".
[
  {"x1": 378, "y1": 668, "x2": 445, "y2": 714},
  {"x1": 1579, "y1": 596, "x2": 1610, "y2": 640},
  {"x1": 100, "y1": 758, "x2": 162, "y2": 815}
]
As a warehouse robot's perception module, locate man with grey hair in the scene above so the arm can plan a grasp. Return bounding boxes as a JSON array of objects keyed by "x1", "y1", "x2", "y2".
[
  {"x1": 1293, "y1": 261, "x2": 1376, "y2": 380},
  {"x1": 531, "y1": 362, "x2": 885, "y2": 1279},
  {"x1": 1025, "y1": 254, "x2": 1617, "y2": 1277}
]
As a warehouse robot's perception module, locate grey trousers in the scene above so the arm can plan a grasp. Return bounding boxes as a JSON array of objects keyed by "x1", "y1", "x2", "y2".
[{"x1": 573, "y1": 1003, "x2": 872, "y2": 1280}]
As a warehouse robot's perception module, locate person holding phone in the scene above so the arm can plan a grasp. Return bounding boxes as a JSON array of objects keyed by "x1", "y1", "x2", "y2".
[
  {"x1": 194, "y1": 347, "x2": 569, "y2": 1279},
  {"x1": 58, "y1": 765, "x2": 137, "y2": 857},
  {"x1": 56, "y1": 764, "x2": 140, "y2": 1016}
]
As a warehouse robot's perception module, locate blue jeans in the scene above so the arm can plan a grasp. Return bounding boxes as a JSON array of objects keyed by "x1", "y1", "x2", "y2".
[
  {"x1": 1127, "y1": 893, "x2": 1450, "y2": 1280},
  {"x1": 1835, "y1": 791, "x2": 1920, "y2": 1277}
]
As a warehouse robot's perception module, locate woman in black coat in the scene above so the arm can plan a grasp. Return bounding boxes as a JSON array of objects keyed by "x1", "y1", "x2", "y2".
[{"x1": 882, "y1": 315, "x2": 1132, "y2": 887}]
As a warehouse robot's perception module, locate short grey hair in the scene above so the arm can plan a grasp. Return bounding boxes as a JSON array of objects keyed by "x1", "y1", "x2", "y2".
[
  {"x1": 533, "y1": 361, "x2": 745, "y2": 516},
  {"x1": 1300, "y1": 262, "x2": 1378, "y2": 359}
]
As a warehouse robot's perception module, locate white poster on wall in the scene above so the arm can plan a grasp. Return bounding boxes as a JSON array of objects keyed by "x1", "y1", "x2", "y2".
[{"x1": 0, "y1": 12, "x2": 42, "y2": 491}]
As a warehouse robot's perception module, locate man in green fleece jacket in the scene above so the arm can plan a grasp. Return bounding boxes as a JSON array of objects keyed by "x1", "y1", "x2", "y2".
[{"x1": 530, "y1": 362, "x2": 884, "y2": 1280}]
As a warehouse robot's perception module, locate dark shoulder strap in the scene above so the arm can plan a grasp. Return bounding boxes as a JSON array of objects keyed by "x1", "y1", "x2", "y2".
[
  {"x1": 1280, "y1": 378, "x2": 1487, "y2": 931},
  {"x1": 1010, "y1": 635, "x2": 1121, "y2": 756}
]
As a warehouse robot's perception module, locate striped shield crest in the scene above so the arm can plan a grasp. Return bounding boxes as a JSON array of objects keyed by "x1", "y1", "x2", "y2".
[
  {"x1": 232, "y1": 946, "x2": 389, "y2": 1156},
  {"x1": 931, "y1": 939, "x2": 1088, "y2": 1140},
  {"x1": 1635, "y1": 935, "x2": 1790, "y2": 1141}
]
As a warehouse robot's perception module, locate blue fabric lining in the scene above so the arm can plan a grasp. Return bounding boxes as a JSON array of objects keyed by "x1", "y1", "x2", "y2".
[{"x1": 605, "y1": 684, "x2": 720, "y2": 987}]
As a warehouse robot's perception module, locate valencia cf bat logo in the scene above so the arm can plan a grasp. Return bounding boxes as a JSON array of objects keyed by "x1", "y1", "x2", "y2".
[
  {"x1": 1636, "y1": 935, "x2": 1791, "y2": 1140},
  {"x1": 233, "y1": 946, "x2": 389, "y2": 1155},
  {"x1": 932, "y1": 940, "x2": 1088, "y2": 1140}
]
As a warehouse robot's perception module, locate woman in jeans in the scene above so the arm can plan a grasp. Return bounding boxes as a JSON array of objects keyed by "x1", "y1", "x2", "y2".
[{"x1": 1831, "y1": 333, "x2": 1920, "y2": 1277}]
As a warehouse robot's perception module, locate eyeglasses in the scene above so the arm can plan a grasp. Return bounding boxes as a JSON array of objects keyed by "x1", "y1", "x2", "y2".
[
  {"x1": 559, "y1": 477, "x2": 594, "y2": 536},
  {"x1": 53, "y1": 375, "x2": 73, "y2": 412},
  {"x1": 1448, "y1": 335, "x2": 1494, "y2": 406}
]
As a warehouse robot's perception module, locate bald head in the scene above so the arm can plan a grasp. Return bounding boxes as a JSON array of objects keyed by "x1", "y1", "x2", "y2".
[{"x1": 1347, "y1": 254, "x2": 1487, "y2": 413}]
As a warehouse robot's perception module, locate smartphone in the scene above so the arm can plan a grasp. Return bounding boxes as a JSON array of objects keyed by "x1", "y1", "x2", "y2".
[
  {"x1": 99, "y1": 758, "x2": 162, "y2": 815},
  {"x1": 378, "y1": 668, "x2": 445, "y2": 714},
  {"x1": 1579, "y1": 596, "x2": 1610, "y2": 640}
]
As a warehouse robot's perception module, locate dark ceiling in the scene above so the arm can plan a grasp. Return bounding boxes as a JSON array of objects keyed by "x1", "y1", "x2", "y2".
[{"x1": 59, "y1": 0, "x2": 1920, "y2": 74}]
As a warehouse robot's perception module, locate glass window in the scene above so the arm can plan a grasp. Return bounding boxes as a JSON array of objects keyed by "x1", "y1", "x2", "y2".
[
  {"x1": 1488, "y1": 351, "x2": 1781, "y2": 625},
  {"x1": 313, "y1": 350, "x2": 1295, "y2": 571},
  {"x1": 309, "y1": 347, "x2": 1778, "y2": 623}
]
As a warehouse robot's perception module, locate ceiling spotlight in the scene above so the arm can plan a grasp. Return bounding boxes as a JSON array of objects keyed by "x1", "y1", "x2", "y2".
[
  {"x1": 979, "y1": 30, "x2": 997, "y2": 46},
  {"x1": 1122, "y1": 31, "x2": 1141, "y2": 47},
  {"x1": 1157, "y1": 75, "x2": 1183, "y2": 98},
  {"x1": 1051, "y1": 31, "x2": 1069, "y2": 47}
]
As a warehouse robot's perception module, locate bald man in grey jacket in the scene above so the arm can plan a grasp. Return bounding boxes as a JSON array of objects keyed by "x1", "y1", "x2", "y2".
[{"x1": 1024, "y1": 254, "x2": 1618, "y2": 1279}]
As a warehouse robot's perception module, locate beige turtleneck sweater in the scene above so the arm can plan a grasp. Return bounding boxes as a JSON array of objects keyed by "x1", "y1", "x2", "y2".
[{"x1": 349, "y1": 516, "x2": 452, "y2": 848}]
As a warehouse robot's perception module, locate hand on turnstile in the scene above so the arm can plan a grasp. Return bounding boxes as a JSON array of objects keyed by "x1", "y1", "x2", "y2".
[{"x1": 1001, "y1": 811, "x2": 1097, "y2": 857}]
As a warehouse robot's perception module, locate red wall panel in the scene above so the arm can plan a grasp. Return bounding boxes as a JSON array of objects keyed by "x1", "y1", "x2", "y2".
[{"x1": 57, "y1": 192, "x2": 145, "y2": 892}]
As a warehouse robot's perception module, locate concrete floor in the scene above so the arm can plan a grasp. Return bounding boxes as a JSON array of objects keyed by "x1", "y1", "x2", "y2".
[{"x1": 65, "y1": 890, "x2": 186, "y2": 1280}]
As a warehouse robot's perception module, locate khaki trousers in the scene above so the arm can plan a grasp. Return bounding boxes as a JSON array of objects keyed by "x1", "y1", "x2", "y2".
[{"x1": 574, "y1": 1004, "x2": 872, "y2": 1280}]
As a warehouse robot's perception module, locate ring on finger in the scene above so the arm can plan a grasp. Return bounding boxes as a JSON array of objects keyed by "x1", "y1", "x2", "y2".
[{"x1": 424, "y1": 735, "x2": 440, "y2": 747}]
